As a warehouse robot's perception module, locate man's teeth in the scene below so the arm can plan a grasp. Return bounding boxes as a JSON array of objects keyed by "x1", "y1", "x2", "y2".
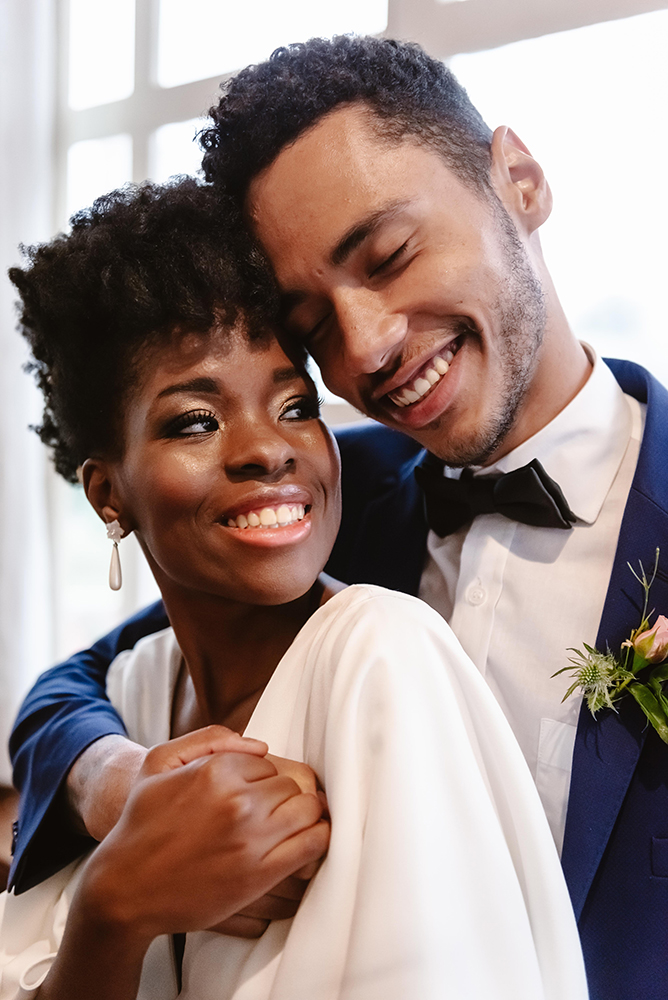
[
  {"x1": 390, "y1": 350, "x2": 454, "y2": 408},
  {"x1": 227, "y1": 504, "x2": 306, "y2": 529}
]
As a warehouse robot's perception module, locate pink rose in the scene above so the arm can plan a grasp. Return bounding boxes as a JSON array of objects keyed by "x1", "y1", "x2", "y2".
[{"x1": 633, "y1": 615, "x2": 668, "y2": 663}]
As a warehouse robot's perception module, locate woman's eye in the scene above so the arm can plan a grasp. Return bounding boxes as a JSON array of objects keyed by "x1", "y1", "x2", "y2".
[
  {"x1": 166, "y1": 410, "x2": 219, "y2": 436},
  {"x1": 281, "y1": 396, "x2": 322, "y2": 421},
  {"x1": 369, "y1": 241, "x2": 409, "y2": 278}
]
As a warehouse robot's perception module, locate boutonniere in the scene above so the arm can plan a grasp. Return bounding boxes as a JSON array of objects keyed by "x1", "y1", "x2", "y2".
[{"x1": 554, "y1": 549, "x2": 668, "y2": 743}]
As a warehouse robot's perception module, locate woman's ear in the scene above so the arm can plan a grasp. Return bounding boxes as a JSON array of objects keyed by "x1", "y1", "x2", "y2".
[
  {"x1": 81, "y1": 458, "x2": 132, "y2": 536},
  {"x1": 489, "y1": 126, "x2": 553, "y2": 234}
]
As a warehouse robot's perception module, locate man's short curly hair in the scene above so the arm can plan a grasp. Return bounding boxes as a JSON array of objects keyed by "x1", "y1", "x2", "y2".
[
  {"x1": 10, "y1": 178, "x2": 277, "y2": 483},
  {"x1": 200, "y1": 35, "x2": 493, "y2": 202}
]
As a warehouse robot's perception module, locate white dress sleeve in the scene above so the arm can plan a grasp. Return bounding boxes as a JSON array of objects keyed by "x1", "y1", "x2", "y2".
[
  {"x1": 0, "y1": 859, "x2": 86, "y2": 999},
  {"x1": 181, "y1": 585, "x2": 588, "y2": 1000},
  {"x1": 0, "y1": 586, "x2": 588, "y2": 1000}
]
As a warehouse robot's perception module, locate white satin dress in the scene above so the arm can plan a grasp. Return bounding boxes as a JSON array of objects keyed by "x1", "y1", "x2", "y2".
[{"x1": 0, "y1": 585, "x2": 588, "y2": 999}]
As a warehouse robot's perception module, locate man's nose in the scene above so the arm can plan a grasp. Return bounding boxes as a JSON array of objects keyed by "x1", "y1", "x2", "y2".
[
  {"x1": 225, "y1": 422, "x2": 296, "y2": 480},
  {"x1": 334, "y1": 289, "x2": 408, "y2": 376}
]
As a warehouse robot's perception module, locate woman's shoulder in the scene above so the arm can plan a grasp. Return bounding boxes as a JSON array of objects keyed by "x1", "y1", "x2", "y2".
[
  {"x1": 319, "y1": 583, "x2": 446, "y2": 629},
  {"x1": 304, "y1": 584, "x2": 466, "y2": 666}
]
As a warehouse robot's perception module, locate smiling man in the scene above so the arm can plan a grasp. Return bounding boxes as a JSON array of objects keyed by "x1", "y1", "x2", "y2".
[{"x1": 10, "y1": 36, "x2": 668, "y2": 1000}]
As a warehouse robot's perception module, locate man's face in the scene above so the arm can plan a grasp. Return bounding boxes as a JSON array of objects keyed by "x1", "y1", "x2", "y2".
[{"x1": 248, "y1": 105, "x2": 547, "y2": 465}]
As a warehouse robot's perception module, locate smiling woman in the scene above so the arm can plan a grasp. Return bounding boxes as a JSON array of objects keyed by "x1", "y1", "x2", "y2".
[
  {"x1": 86, "y1": 326, "x2": 341, "y2": 611},
  {"x1": 1, "y1": 177, "x2": 586, "y2": 1000}
]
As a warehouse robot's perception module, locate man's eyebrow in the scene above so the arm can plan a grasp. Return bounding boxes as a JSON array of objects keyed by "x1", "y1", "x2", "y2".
[
  {"x1": 330, "y1": 200, "x2": 411, "y2": 267},
  {"x1": 157, "y1": 377, "x2": 219, "y2": 399}
]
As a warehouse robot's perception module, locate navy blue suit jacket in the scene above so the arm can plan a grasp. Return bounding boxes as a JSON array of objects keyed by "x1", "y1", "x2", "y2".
[{"x1": 9, "y1": 359, "x2": 668, "y2": 999}]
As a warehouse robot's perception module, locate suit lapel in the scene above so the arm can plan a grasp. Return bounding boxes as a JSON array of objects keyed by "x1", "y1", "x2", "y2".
[{"x1": 562, "y1": 359, "x2": 668, "y2": 917}]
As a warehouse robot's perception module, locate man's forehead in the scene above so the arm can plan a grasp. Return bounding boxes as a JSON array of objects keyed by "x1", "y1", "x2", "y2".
[{"x1": 247, "y1": 111, "x2": 463, "y2": 266}]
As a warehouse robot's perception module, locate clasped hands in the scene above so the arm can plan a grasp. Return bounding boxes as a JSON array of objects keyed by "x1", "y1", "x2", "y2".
[{"x1": 66, "y1": 727, "x2": 330, "y2": 940}]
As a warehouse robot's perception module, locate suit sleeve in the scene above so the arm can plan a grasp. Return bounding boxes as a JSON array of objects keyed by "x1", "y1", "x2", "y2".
[{"x1": 7, "y1": 601, "x2": 169, "y2": 894}]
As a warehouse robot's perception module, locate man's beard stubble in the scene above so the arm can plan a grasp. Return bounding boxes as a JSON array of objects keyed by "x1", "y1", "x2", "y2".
[{"x1": 429, "y1": 202, "x2": 547, "y2": 468}]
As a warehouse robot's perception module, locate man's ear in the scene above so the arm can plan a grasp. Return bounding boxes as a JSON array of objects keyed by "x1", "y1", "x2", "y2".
[
  {"x1": 81, "y1": 458, "x2": 132, "y2": 536},
  {"x1": 489, "y1": 126, "x2": 552, "y2": 234}
]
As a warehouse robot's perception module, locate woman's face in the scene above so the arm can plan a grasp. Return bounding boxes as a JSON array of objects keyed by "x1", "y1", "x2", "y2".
[{"x1": 101, "y1": 325, "x2": 342, "y2": 606}]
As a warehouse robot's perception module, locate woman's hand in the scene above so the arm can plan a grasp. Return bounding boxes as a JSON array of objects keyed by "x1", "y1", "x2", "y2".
[
  {"x1": 76, "y1": 728, "x2": 330, "y2": 941},
  {"x1": 208, "y1": 751, "x2": 328, "y2": 936}
]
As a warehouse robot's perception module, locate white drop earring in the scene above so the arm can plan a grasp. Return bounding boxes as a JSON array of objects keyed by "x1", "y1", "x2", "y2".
[{"x1": 106, "y1": 519, "x2": 123, "y2": 591}]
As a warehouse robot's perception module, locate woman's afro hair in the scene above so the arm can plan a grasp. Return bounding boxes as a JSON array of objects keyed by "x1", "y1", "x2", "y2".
[{"x1": 10, "y1": 178, "x2": 277, "y2": 483}]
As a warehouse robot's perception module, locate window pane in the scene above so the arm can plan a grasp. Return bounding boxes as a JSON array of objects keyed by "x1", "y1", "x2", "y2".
[
  {"x1": 66, "y1": 133, "x2": 133, "y2": 219},
  {"x1": 450, "y1": 10, "x2": 668, "y2": 384},
  {"x1": 150, "y1": 118, "x2": 205, "y2": 182},
  {"x1": 68, "y1": 0, "x2": 135, "y2": 110},
  {"x1": 157, "y1": 0, "x2": 388, "y2": 89}
]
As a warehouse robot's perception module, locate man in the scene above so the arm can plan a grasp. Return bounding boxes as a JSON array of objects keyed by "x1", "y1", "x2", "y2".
[{"x1": 10, "y1": 36, "x2": 668, "y2": 999}]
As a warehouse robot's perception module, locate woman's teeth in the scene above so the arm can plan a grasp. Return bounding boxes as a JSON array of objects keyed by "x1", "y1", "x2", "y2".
[
  {"x1": 227, "y1": 504, "x2": 307, "y2": 529},
  {"x1": 389, "y1": 349, "x2": 455, "y2": 408}
]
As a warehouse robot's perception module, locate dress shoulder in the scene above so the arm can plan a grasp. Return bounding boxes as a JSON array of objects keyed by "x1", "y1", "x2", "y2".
[{"x1": 105, "y1": 626, "x2": 180, "y2": 747}]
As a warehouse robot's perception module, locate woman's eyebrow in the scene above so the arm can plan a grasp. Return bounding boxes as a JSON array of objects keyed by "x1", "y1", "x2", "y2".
[
  {"x1": 157, "y1": 377, "x2": 219, "y2": 399},
  {"x1": 273, "y1": 365, "x2": 302, "y2": 384}
]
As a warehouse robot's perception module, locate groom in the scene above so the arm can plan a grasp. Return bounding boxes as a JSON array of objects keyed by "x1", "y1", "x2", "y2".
[{"x1": 10, "y1": 37, "x2": 668, "y2": 999}]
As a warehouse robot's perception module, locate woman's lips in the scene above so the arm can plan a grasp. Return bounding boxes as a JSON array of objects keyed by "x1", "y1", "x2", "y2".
[
  {"x1": 225, "y1": 503, "x2": 308, "y2": 530},
  {"x1": 220, "y1": 508, "x2": 313, "y2": 547}
]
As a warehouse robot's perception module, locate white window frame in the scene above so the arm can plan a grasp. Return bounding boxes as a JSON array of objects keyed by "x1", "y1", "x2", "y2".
[{"x1": 54, "y1": 0, "x2": 668, "y2": 228}]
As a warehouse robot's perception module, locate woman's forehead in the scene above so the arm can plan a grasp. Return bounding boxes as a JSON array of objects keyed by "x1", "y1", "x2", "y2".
[{"x1": 133, "y1": 323, "x2": 309, "y2": 398}]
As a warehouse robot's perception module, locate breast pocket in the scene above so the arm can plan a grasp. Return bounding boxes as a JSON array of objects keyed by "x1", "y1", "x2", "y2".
[{"x1": 651, "y1": 837, "x2": 668, "y2": 877}]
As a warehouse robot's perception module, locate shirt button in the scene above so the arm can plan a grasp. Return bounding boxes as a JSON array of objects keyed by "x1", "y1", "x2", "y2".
[{"x1": 467, "y1": 585, "x2": 486, "y2": 606}]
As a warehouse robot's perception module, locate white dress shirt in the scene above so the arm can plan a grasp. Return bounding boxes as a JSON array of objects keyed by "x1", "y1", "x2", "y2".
[{"x1": 419, "y1": 350, "x2": 645, "y2": 852}]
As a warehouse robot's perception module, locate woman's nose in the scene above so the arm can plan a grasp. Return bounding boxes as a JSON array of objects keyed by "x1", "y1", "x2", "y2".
[
  {"x1": 224, "y1": 422, "x2": 296, "y2": 480},
  {"x1": 334, "y1": 290, "x2": 408, "y2": 376}
]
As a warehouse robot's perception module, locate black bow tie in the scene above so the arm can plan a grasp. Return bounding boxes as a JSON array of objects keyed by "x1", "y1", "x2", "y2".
[{"x1": 414, "y1": 455, "x2": 577, "y2": 537}]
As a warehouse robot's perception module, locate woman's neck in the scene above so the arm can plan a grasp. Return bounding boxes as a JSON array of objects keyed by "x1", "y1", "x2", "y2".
[{"x1": 160, "y1": 578, "x2": 329, "y2": 736}]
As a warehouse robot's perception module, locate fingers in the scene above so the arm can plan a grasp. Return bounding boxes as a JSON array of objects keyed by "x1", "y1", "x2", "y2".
[
  {"x1": 263, "y1": 873, "x2": 312, "y2": 901},
  {"x1": 265, "y1": 754, "x2": 319, "y2": 795},
  {"x1": 141, "y1": 726, "x2": 268, "y2": 776},
  {"x1": 262, "y1": 817, "x2": 331, "y2": 881},
  {"x1": 206, "y1": 868, "x2": 318, "y2": 937}
]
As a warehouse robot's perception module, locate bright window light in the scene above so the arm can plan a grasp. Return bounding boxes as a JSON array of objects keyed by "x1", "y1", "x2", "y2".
[
  {"x1": 68, "y1": 0, "x2": 135, "y2": 110},
  {"x1": 157, "y1": 0, "x2": 389, "y2": 89},
  {"x1": 66, "y1": 134, "x2": 133, "y2": 219},
  {"x1": 150, "y1": 118, "x2": 205, "y2": 182},
  {"x1": 451, "y1": 9, "x2": 668, "y2": 385}
]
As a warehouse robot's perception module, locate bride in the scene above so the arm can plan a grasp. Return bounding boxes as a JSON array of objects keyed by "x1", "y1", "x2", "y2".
[{"x1": 2, "y1": 178, "x2": 587, "y2": 999}]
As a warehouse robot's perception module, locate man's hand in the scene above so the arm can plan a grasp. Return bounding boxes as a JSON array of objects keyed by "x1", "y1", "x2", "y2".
[
  {"x1": 77, "y1": 731, "x2": 330, "y2": 940},
  {"x1": 66, "y1": 728, "x2": 268, "y2": 841},
  {"x1": 66, "y1": 728, "x2": 328, "y2": 936},
  {"x1": 66, "y1": 735, "x2": 149, "y2": 841}
]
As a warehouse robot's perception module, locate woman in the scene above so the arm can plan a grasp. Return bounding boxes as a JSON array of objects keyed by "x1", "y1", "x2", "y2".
[{"x1": 1, "y1": 179, "x2": 587, "y2": 999}]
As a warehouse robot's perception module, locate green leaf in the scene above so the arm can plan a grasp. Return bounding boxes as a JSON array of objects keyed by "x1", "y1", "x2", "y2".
[
  {"x1": 649, "y1": 662, "x2": 668, "y2": 684},
  {"x1": 628, "y1": 683, "x2": 668, "y2": 744},
  {"x1": 561, "y1": 680, "x2": 583, "y2": 704}
]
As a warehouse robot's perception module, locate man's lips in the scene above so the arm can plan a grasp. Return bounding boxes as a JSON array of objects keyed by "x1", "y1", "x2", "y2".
[{"x1": 381, "y1": 335, "x2": 464, "y2": 409}]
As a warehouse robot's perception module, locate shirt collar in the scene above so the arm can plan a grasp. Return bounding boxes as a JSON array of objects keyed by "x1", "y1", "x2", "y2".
[{"x1": 471, "y1": 349, "x2": 633, "y2": 525}]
